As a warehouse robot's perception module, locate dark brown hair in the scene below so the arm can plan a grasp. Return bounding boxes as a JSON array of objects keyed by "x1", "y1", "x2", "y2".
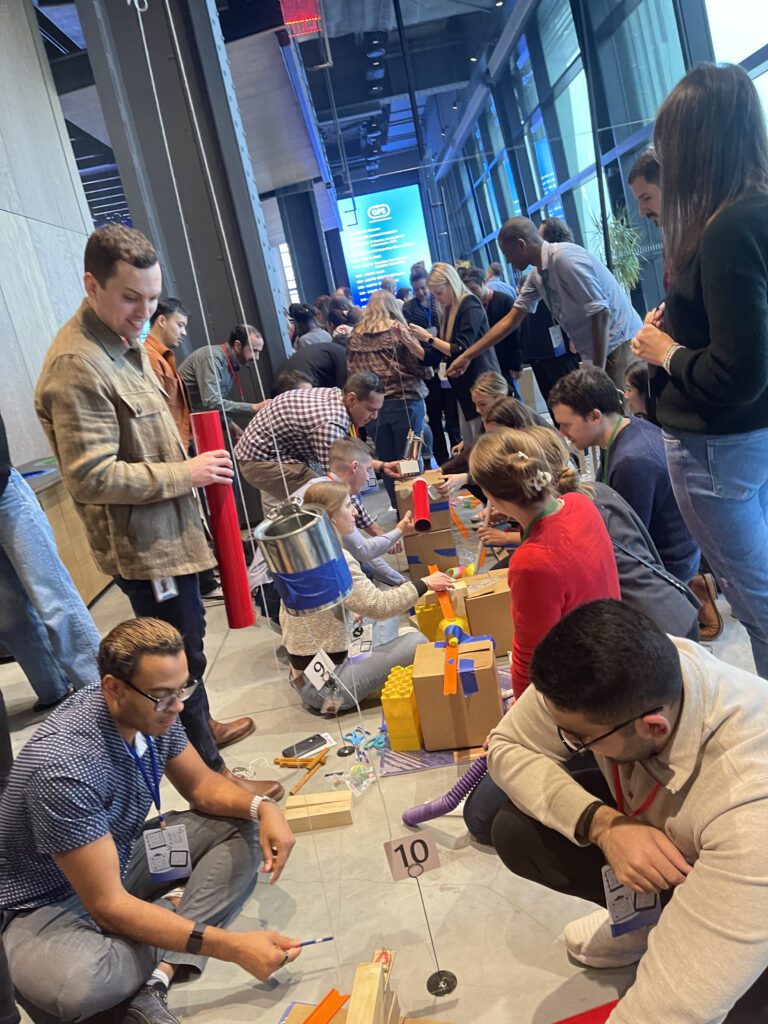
[
  {"x1": 549, "y1": 367, "x2": 623, "y2": 417},
  {"x1": 484, "y1": 396, "x2": 549, "y2": 430},
  {"x1": 654, "y1": 64, "x2": 768, "y2": 279},
  {"x1": 84, "y1": 225, "x2": 158, "y2": 286}
]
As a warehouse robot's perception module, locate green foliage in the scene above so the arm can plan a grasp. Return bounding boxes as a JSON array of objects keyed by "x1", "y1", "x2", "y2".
[{"x1": 590, "y1": 207, "x2": 642, "y2": 293}]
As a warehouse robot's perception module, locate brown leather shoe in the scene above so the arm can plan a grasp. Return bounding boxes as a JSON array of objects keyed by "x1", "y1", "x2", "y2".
[
  {"x1": 689, "y1": 572, "x2": 724, "y2": 641},
  {"x1": 209, "y1": 717, "x2": 255, "y2": 749},
  {"x1": 220, "y1": 767, "x2": 285, "y2": 801}
]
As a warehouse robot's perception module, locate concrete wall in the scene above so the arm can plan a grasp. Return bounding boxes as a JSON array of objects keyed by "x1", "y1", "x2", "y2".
[{"x1": 0, "y1": 0, "x2": 93, "y2": 464}]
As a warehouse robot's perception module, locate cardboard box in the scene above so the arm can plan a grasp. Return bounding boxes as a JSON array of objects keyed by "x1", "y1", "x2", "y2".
[
  {"x1": 395, "y1": 469, "x2": 452, "y2": 533},
  {"x1": 412, "y1": 639, "x2": 501, "y2": 750},
  {"x1": 403, "y1": 528, "x2": 457, "y2": 578},
  {"x1": 413, "y1": 570, "x2": 512, "y2": 652},
  {"x1": 463, "y1": 570, "x2": 513, "y2": 655}
]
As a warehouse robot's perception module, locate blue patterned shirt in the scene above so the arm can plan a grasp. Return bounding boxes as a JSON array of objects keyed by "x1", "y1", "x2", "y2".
[{"x1": 0, "y1": 685, "x2": 188, "y2": 912}]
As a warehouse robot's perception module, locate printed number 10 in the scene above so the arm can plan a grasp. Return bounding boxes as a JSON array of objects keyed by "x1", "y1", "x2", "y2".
[{"x1": 393, "y1": 839, "x2": 429, "y2": 870}]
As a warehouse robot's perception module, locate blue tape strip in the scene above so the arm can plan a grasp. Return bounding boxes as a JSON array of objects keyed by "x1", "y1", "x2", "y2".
[
  {"x1": 272, "y1": 553, "x2": 352, "y2": 612},
  {"x1": 407, "y1": 555, "x2": 421, "y2": 565},
  {"x1": 434, "y1": 547, "x2": 457, "y2": 557},
  {"x1": 432, "y1": 501, "x2": 450, "y2": 512},
  {"x1": 459, "y1": 658, "x2": 479, "y2": 697}
]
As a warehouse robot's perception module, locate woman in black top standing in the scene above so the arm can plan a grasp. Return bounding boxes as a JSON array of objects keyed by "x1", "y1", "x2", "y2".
[
  {"x1": 408, "y1": 262, "x2": 501, "y2": 447},
  {"x1": 632, "y1": 63, "x2": 768, "y2": 677}
]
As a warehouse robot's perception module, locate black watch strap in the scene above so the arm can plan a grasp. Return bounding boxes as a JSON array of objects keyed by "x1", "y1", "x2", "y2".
[{"x1": 186, "y1": 923, "x2": 206, "y2": 955}]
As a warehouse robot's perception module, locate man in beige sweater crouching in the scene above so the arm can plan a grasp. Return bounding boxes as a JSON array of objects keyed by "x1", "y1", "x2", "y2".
[{"x1": 488, "y1": 599, "x2": 768, "y2": 1023}]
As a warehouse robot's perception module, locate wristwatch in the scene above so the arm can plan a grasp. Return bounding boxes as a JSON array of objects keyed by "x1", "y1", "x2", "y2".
[
  {"x1": 249, "y1": 794, "x2": 276, "y2": 820},
  {"x1": 186, "y1": 923, "x2": 206, "y2": 954}
]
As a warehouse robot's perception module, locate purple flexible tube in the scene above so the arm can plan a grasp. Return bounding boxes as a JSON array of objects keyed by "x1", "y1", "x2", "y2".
[{"x1": 401, "y1": 757, "x2": 488, "y2": 826}]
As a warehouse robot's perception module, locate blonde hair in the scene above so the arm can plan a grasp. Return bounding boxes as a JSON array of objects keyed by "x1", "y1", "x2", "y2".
[
  {"x1": 98, "y1": 618, "x2": 183, "y2": 682},
  {"x1": 505, "y1": 426, "x2": 589, "y2": 497},
  {"x1": 427, "y1": 262, "x2": 471, "y2": 344},
  {"x1": 469, "y1": 371, "x2": 508, "y2": 401},
  {"x1": 469, "y1": 428, "x2": 556, "y2": 506},
  {"x1": 303, "y1": 480, "x2": 349, "y2": 519},
  {"x1": 353, "y1": 289, "x2": 406, "y2": 334}
]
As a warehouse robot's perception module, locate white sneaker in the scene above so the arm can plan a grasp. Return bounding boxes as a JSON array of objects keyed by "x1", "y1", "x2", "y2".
[{"x1": 563, "y1": 908, "x2": 649, "y2": 968}]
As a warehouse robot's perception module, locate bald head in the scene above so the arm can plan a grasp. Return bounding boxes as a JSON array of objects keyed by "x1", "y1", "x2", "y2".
[{"x1": 497, "y1": 217, "x2": 543, "y2": 271}]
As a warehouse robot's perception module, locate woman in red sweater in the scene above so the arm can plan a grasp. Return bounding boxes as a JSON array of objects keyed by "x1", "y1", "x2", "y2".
[{"x1": 469, "y1": 428, "x2": 620, "y2": 698}]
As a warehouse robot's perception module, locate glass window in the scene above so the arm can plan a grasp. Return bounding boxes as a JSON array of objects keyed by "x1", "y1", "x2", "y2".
[
  {"x1": 753, "y1": 72, "x2": 768, "y2": 120},
  {"x1": 483, "y1": 97, "x2": 507, "y2": 162},
  {"x1": 553, "y1": 69, "x2": 594, "y2": 177},
  {"x1": 703, "y1": 1, "x2": 768, "y2": 65},
  {"x1": 597, "y1": 0, "x2": 685, "y2": 143},
  {"x1": 509, "y1": 34, "x2": 539, "y2": 122},
  {"x1": 491, "y1": 156, "x2": 523, "y2": 219},
  {"x1": 475, "y1": 176, "x2": 501, "y2": 237},
  {"x1": 545, "y1": 196, "x2": 566, "y2": 219},
  {"x1": 537, "y1": 0, "x2": 579, "y2": 85},
  {"x1": 526, "y1": 110, "x2": 558, "y2": 198},
  {"x1": 463, "y1": 136, "x2": 484, "y2": 183},
  {"x1": 569, "y1": 174, "x2": 603, "y2": 251}
]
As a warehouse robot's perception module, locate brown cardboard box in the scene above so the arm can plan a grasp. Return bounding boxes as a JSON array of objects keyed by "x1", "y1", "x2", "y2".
[
  {"x1": 403, "y1": 528, "x2": 457, "y2": 578},
  {"x1": 463, "y1": 570, "x2": 513, "y2": 655},
  {"x1": 395, "y1": 469, "x2": 452, "y2": 533},
  {"x1": 412, "y1": 639, "x2": 501, "y2": 750}
]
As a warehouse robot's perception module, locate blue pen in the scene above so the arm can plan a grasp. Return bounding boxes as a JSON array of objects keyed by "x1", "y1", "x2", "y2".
[{"x1": 299, "y1": 936, "x2": 334, "y2": 948}]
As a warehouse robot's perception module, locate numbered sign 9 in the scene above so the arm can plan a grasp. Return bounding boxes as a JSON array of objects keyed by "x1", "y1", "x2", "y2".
[
  {"x1": 303, "y1": 649, "x2": 336, "y2": 692},
  {"x1": 384, "y1": 830, "x2": 441, "y2": 881}
]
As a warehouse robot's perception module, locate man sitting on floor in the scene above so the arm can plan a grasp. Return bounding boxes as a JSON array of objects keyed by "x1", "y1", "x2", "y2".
[
  {"x1": 0, "y1": 618, "x2": 299, "y2": 1024},
  {"x1": 488, "y1": 599, "x2": 768, "y2": 1022}
]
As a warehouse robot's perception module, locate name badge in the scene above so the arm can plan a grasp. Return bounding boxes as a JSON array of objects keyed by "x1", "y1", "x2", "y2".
[
  {"x1": 152, "y1": 577, "x2": 179, "y2": 602},
  {"x1": 549, "y1": 325, "x2": 566, "y2": 357},
  {"x1": 601, "y1": 864, "x2": 661, "y2": 937},
  {"x1": 348, "y1": 621, "x2": 373, "y2": 662},
  {"x1": 438, "y1": 361, "x2": 448, "y2": 381},
  {"x1": 143, "y1": 823, "x2": 192, "y2": 882}
]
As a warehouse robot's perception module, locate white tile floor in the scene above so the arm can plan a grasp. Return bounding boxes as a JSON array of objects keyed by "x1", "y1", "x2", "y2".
[{"x1": 1, "y1": 491, "x2": 755, "y2": 1024}]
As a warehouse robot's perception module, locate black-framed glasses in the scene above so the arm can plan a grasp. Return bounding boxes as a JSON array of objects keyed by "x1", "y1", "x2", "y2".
[
  {"x1": 116, "y1": 674, "x2": 199, "y2": 713},
  {"x1": 556, "y1": 706, "x2": 664, "y2": 755}
]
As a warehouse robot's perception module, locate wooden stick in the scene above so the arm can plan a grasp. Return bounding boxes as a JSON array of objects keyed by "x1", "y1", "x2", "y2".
[{"x1": 289, "y1": 758, "x2": 325, "y2": 796}]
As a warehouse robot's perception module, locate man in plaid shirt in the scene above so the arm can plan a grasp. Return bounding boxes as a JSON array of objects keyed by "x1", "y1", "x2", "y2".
[{"x1": 235, "y1": 373, "x2": 401, "y2": 517}]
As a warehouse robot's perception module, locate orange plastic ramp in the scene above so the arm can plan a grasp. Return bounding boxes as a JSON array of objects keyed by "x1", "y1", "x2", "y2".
[
  {"x1": 428, "y1": 564, "x2": 455, "y2": 620},
  {"x1": 302, "y1": 988, "x2": 350, "y2": 1024}
]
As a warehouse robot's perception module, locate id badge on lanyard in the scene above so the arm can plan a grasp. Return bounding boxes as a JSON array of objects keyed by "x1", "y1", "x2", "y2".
[{"x1": 126, "y1": 736, "x2": 191, "y2": 882}]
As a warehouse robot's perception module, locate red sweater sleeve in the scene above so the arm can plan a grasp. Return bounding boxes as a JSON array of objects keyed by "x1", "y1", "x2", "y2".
[{"x1": 510, "y1": 554, "x2": 564, "y2": 699}]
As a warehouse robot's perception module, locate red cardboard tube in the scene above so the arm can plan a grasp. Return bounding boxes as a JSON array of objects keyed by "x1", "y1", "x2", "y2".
[
  {"x1": 190, "y1": 412, "x2": 255, "y2": 629},
  {"x1": 411, "y1": 477, "x2": 432, "y2": 533}
]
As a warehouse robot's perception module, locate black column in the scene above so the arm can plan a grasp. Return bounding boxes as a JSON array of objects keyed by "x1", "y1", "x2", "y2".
[{"x1": 277, "y1": 187, "x2": 334, "y2": 302}]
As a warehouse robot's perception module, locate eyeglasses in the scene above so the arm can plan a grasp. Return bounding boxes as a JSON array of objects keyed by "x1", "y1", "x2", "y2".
[
  {"x1": 116, "y1": 674, "x2": 199, "y2": 713},
  {"x1": 556, "y1": 706, "x2": 664, "y2": 755}
]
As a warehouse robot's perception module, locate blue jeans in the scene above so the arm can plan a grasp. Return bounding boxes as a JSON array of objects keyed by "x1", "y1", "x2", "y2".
[
  {"x1": 114, "y1": 574, "x2": 224, "y2": 773},
  {"x1": 0, "y1": 469, "x2": 100, "y2": 704},
  {"x1": 664, "y1": 428, "x2": 768, "y2": 677},
  {"x1": 370, "y1": 398, "x2": 426, "y2": 505}
]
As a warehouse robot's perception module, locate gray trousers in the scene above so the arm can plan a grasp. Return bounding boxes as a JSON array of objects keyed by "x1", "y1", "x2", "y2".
[
  {"x1": 293, "y1": 627, "x2": 427, "y2": 711},
  {"x1": 3, "y1": 811, "x2": 261, "y2": 1024},
  {"x1": 605, "y1": 339, "x2": 639, "y2": 391}
]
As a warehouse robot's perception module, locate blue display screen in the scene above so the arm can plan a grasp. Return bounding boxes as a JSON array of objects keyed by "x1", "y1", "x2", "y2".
[{"x1": 337, "y1": 184, "x2": 432, "y2": 306}]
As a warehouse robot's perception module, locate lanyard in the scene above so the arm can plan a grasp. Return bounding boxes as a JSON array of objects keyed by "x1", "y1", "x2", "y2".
[
  {"x1": 612, "y1": 763, "x2": 662, "y2": 819},
  {"x1": 602, "y1": 417, "x2": 626, "y2": 480},
  {"x1": 220, "y1": 344, "x2": 244, "y2": 400},
  {"x1": 521, "y1": 498, "x2": 561, "y2": 541},
  {"x1": 541, "y1": 270, "x2": 559, "y2": 327},
  {"x1": 124, "y1": 736, "x2": 165, "y2": 827}
]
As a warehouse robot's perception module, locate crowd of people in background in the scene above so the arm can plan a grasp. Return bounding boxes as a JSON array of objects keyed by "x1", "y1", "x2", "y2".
[{"x1": 2, "y1": 60, "x2": 768, "y2": 1024}]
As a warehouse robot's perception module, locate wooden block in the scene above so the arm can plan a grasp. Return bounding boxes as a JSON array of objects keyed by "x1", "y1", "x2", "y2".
[
  {"x1": 346, "y1": 962, "x2": 386, "y2": 1024},
  {"x1": 285, "y1": 790, "x2": 353, "y2": 834},
  {"x1": 382, "y1": 989, "x2": 400, "y2": 1024}
]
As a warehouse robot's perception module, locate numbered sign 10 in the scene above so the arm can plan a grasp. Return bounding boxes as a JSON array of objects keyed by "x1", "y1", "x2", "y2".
[{"x1": 383, "y1": 830, "x2": 441, "y2": 881}]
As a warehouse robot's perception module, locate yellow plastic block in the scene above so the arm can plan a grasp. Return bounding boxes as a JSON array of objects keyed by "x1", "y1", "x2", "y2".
[
  {"x1": 414, "y1": 600, "x2": 444, "y2": 642},
  {"x1": 381, "y1": 665, "x2": 423, "y2": 752}
]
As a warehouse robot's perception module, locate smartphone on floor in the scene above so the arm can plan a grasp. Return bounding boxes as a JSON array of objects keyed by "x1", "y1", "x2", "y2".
[{"x1": 281, "y1": 733, "x2": 327, "y2": 759}]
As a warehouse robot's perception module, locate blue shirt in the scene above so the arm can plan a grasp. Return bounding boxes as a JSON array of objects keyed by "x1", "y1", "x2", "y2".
[
  {"x1": 515, "y1": 241, "x2": 642, "y2": 360},
  {"x1": 486, "y1": 278, "x2": 516, "y2": 298},
  {"x1": 0, "y1": 685, "x2": 188, "y2": 912},
  {"x1": 597, "y1": 417, "x2": 700, "y2": 583}
]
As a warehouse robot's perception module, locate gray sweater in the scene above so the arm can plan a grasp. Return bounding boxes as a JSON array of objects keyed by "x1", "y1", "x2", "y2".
[
  {"x1": 592, "y1": 483, "x2": 698, "y2": 640},
  {"x1": 489, "y1": 638, "x2": 768, "y2": 1023}
]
